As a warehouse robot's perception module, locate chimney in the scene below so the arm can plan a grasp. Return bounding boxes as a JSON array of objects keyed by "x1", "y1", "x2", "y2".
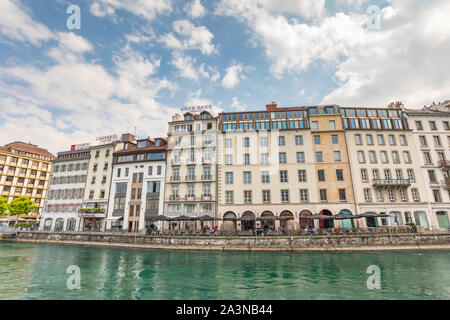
[
  {"x1": 266, "y1": 102, "x2": 277, "y2": 110},
  {"x1": 121, "y1": 133, "x2": 135, "y2": 143}
]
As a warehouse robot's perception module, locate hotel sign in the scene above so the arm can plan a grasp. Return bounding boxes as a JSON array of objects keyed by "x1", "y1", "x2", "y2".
[
  {"x1": 180, "y1": 105, "x2": 212, "y2": 112},
  {"x1": 71, "y1": 143, "x2": 91, "y2": 151},
  {"x1": 96, "y1": 134, "x2": 118, "y2": 145}
]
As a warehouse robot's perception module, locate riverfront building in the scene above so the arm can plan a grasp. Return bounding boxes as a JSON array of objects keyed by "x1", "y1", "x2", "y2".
[
  {"x1": 105, "y1": 134, "x2": 167, "y2": 232},
  {"x1": 406, "y1": 101, "x2": 450, "y2": 230},
  {"x1": 40, "y1": 148, "x2": 90, "y2": 231},
  {"x1": 163, "y1": 110, "x2": 219, "y2": 228},
  {"x1": 78, "y1": 140, "x2": 124, "y2": 231},
  {"x1": 342, "y1": 103, "x2": 432, "y2": 230},
  {"x1": 0, "y1": 142, "x2": 55, "y2": 219},
  {"x1": 217, "y1": 103, "x2": 356, "y2": 230}
]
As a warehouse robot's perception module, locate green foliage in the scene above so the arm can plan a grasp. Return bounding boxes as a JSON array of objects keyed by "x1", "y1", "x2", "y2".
[
  {"x1": 0, "y1": 196, "x2": 8, "y2": 216},
  {"x1": 7, "y1": 196, "x2": 37, "y2": 217}
]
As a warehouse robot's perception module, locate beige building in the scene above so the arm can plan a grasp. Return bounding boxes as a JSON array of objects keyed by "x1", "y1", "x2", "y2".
[
  {"x1": 342, "y1": 104, "x2": 433, "y2": 230},
  {"x1": 217, "y1": 104, "x2": 356, "y2": 230},
  {"x1": 406, "y1": 101, "x2": 450, "y2": 230},
  {"x1": 0, "y1": 141, "x2": 55, "y2": 218},
  {"x1": 164, "y1": 110, "x2": 219, "y2": 228}
]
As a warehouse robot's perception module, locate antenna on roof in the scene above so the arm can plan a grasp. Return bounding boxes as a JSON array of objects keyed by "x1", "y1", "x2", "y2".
[{"x1": 133, "y1": 126, "x2": 137, "y2": 135}]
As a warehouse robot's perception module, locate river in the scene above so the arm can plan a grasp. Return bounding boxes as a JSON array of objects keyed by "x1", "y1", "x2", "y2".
[{"x1": 0, "y1": 242, "x2": 449, "y2": 299}]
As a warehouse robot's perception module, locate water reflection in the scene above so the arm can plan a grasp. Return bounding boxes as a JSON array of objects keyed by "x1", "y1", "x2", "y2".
[{"x1": 0, "y1": 243, "x2": 448, "y2": 300}]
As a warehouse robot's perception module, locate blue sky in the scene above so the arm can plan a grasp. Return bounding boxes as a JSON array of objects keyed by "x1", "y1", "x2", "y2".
[{"x1": 0, "y1": 0, "x2": 449, "y2": 153}]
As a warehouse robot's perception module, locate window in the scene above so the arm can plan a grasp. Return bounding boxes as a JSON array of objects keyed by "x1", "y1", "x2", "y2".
[
  {"x1": 329, "y1": 120, "x2": 336, "y2": 129},
  {"x1": 278, "y1": 136, "x2": 285, "y2": 146},
  {"x1": 366, "y1": 135, "x2": 374, "y2": 145},
  {"x1": 225, "y1": 172, "x2": 233, "y2": 184},
  {"x1": 260, "y1": 137, "x2": 267, "y2": 147},
  {"x1": 279, "y1": 153, "x2": 287, "y2": 164},
  {"x1": 125, "y1": 168, "x2": 129, "y2": 177},
  {"x1": 369, "y1": 151, "x2": 377, "y2": 163},
  {"x1": 355, "y1": 134, "x2": 362, "y2": 145},
  {"x1": 433, "y1": 135, "x2": 442, "y2": 147},
  {"x1": 424, "y1": 152, "x2": 432, "y2": 164},
  {"x1": 388, "y1": 189, "x2": 396, "y2": 202},
  {"x1": 332, "y1": 135, "x2": 338, "y2": 144},
  {"x1": 311, "y1": 121, "x2": 318, "y2": 130},
  {"x1": 364, "y1": 189, "x2": 372, "y2": 202},
  {"x1": 296, "y1": 152, "x2": 305, "y2": 163},
  {"x1": 400, "y1": 189, "x2": 407, "y2": 202},
  {"x1": 243, "y1": 153, "x2": 250, "y2": 165},
  {"x1": 411, "y1": 188, "x2": 419, "y2": 202},
  {"x1": 295, "y1": 135, "x2": 303, "y2": 145},
  {"x1": 407, "y1": 169, "x2": 415, "y2": 181},
  {"x1": 429, "y1": 121, "x2": 436, "y2": 130},
  {"x1": 281, "y1": 190, "x2": 289, "y2": 203},
  {"x1": 380, "y1": 151, "x2": 388, "y2": 163},
  {"x1": 298, "y1": 170, "x2": 307, "y2": 182},
  {"x1": 280, "y1": 170, "x2": 288, "y2": 182},
  {"x1": 226, "y1": 191, "x2": 234, "y2": 204},
  {"x1": 336, "y1": 169, "x2": 344, "y2": 181},
  {"x1": 300, "y1": 189, "x2": 308, "y2": 202},
  {"x1": 376, "y1": 189, "x2": 384, "y2": 202},
  {"x1": 226, "y1": 138, "x2": 232, "y2": 148},
  {"x1": 244, "y1": 191, "x2": 252, "y2": 203},
  {"x1": 358, "y1": 151, "x2": 365, "y2": 163},
  {"x1": 419, "y1": 136, "x2": 427, "y2": 146},
  {"x1": 403, "y1": 151, "x2": 411, "y2": 163},
  {"x1": 384, "y1": 169, "x2": 392, "y2": 180},
  {"x1": 261, "y1": 171, "x2": 270, "y2": 183},
  {"x1": 388, "y1": 135, "x2": 396, "y2": 145},
  {"x1": 243, "y1": 137, "x2": 250, "y2": 148},
  {"x1": 396, "y1": 169, "x2": 403, "y2": 180},
  {"x1": 377, "y1": 135, "x2": 385, "y2": 145},
  {"x1": 428, "y1": 170, "x2": 437, "y2": 183},
  {"x1": 262, "y1": 190, "x2": 271, "y2": 203},
  {"x1": 314, "y1": 136, "x2": 321, "y2": 145},
  {"x1": 433, "y1": 189, "x2": 441, "y2": 202},
  {"x1": 361, "y1": 169, "x2": 368, "y2": 182},
  {"x1": 399, "y1": 135, "x2": 407, "y2": 146},
  {"x1": 339, "y1": 189, "x2": 347, "y2": 202},
  {"x1": 392, "y1": 151, "x2": 400, "y2": 163},
  {"x1": 225, "y1": 155, "x2": 233, "y2": 165},
  {"x1": 315, "y1": 152, "x2": 323, "y2": 162},
  {"x1": 243, "y1": 171, "x2": 252, "y2": 184},
  {"x1": 318, "y1": 170, "x2": 325, "y2": 182},
  {"x1": 415, "y1": 121, "x2": 423, "y2": 130},
  {"x1": 320, "y1": 189, "x2": 327, "y2": 202},
  {"x1": 261, "y1": 153, "x2": 269, "y2": 164},
  {"x1": 334, "y1": 151, "x2": 341, "y2": 162}
]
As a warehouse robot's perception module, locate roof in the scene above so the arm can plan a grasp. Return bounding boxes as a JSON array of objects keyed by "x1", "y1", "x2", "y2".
[{"x1": 2, "y1": 141, "x2": 55, "y2": 159}]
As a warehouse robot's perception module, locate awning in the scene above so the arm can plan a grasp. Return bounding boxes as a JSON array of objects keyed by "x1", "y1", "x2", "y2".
[{"x1": 105, "y1": 217, "x2": 124, "y2": 220}]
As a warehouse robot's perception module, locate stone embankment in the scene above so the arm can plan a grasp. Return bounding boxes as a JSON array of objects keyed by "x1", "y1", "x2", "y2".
[{"x1": 3, "y1": 231, "x2": 450, "y2": 252}]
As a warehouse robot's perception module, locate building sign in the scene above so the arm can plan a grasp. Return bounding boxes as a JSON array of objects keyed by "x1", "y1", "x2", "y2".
[
  {"x1": 70, "y1": 143, "x2": 91, "y2": 151},
  {"x1": 96, "y1": 134, "x2": 118, "y2": 145},
  {"x1": 180, "y1": 105, "x2": 212, "y2": 112}
]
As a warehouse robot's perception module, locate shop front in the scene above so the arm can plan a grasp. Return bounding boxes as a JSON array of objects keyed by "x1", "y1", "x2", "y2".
[{"x1": 78, "y1": 210, "x2": 106, "y2": 231}]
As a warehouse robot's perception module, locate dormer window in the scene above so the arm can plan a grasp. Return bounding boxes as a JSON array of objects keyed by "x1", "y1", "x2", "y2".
[
  {"x1": 137, "y1": 141, "x2": 146, "y2": 148},
  {"x1": 184, "y1": 113, "x2": 193, "y2": 121},
  {"x1": 155, "y1": 139, "x2": 161, "y2": 147},
  {"x1": 124, "y1": 143, "x2": 129, "y2": 150},
  {"x1": 201, "y1": 112, "x2": 210, "y2": 120}
]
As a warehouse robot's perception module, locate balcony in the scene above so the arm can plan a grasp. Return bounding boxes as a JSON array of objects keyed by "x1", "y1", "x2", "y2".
[
  {"x1": 185, "y1": 195, "x2": 196, "y2": 201},
  {"x1": 443, "y1": 178, "x2": 450, "y2": 189},
  {"x1": 202, "y1": 194, "x2": 212, "y2": 201},
  {"x1": 201, "y1": 174, "x2": 212, "y2": 181},
  {"x1": 170, "y1": 176, "x2": 180, "y2": 182},
  {"x1": 78, "y1": 208, "x2": 106, "y2": 218},
  {"x1": 438, "y1": 160, "x2": 450, "y2": 168},
  {"x1": 169, "y1": 195, "x2": 180, "y2": 201},
  {"x1": 373, "y1": 179, "x2": 411, "y2": 188},
  {"x1": 185, "y1": 175, "x2": 196, "y2": 181}
]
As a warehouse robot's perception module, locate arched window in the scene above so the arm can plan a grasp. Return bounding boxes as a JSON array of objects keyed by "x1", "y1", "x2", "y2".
[
  {"x1": 54, "y1": 218, "x2": 64, "y2": 232},
  {"x1": 66, "y1": 218, "x2": 76, "y2": 231},
  {"x1": 43, "y1": 218, "x2": 53, "y2": 231}
]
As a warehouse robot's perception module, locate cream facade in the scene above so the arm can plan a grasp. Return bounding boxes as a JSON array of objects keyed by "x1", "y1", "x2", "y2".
[
  {"x1": 0, "y1": 142, "x2": 55, "y2": 217},
  {"x1": 342, "y1": 105, "x2": 433, "y2": 230},
  {"x1": 406, "y1": 102, "x2": 450, "y2": 230},
  {"x1": 164, "y1": 110, "x2": 219, "y2": 227}
]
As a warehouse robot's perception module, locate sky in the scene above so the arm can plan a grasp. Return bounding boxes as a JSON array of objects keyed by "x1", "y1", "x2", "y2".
[{"x1": 0, "y1": 0, "x2": 449, "y2": 154}]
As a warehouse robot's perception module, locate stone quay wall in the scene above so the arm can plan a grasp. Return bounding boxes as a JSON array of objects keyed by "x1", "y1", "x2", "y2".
[{"x1": 4, "y1": 231, "x2": 450, "y2": 252}]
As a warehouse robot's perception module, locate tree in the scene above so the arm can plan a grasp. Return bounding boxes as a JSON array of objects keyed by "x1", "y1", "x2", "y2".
[
  {"x1": 8, "y1": 196, "x2": 37, "y2": 226},
  {"x1": 0, "y1": 196, "x2": 8, "y2": 216}
]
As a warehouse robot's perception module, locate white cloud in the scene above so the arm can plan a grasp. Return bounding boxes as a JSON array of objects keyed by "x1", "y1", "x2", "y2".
[
  {"x1": 222, "y1": 63, "x2": 248, "y2": 89},
  {"x1": 170, "y1": 52, "x2": 209, "y2": 81},
  {"x1": 90, "y1": 0, "x2": 172, "y2": 20},
  {"x1": 0, "y1": 0, "x2": 53, "y2": 45},
  {"x1": 185, "y1": 0, "x2": 206, "y2": 19},
  {"x1": 230, "y1": 97, "x2": 247, "y2": 111},
  {"x1": 160, "y1": 20, "x2": 216, "y2": 55}
]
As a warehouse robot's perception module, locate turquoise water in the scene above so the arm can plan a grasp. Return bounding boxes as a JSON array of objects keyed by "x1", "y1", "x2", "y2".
[{"x1": 0, "y1": 242, "x2": 449, "y2": 300}]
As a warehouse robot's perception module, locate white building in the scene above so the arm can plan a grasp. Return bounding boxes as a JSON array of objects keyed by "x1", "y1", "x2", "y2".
[
  {"x1": 40, "y1": 148, "x2": 90, "y2": 231},
  {"x1": 105, "y1": 134, "x2": 167, "y2": 232},
  {"x1": 407, "y1": 101, "x2": 450, "y2": 230}
]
